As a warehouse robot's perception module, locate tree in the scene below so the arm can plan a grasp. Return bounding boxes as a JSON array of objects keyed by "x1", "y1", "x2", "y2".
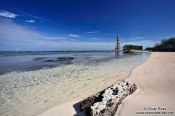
[
  {"x1": 123, "y1": 44, "x2": 143, "y2": 50},
  {"x1": 145, "y1": 37, "x2": 175, "y2": 52}
]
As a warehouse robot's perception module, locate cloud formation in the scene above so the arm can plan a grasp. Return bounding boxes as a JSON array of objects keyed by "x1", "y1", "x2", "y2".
[
  {"x1": 0, "y1": 19, "x2": 115, "y2": 51},
  {"x1": 68, "y1": 34, "x2": 80, "y2": 38},
  {"x1": 0, "y1": 9, "x2": 49, "y2": 23},
  {"x1": 0, "y1": 10, "x2": 18, "y2": 19},
  {"x1": 25, "y1": 19, "x2": 35, "y2": 23}
]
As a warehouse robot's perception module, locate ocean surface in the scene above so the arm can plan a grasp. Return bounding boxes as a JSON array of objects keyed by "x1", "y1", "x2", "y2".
[
  {"x1": 0, "y1": 51, "x2": 150, "y2": 116},
  {"x1": 0, "y1": 51, "x2": 145, "y2": 75}
]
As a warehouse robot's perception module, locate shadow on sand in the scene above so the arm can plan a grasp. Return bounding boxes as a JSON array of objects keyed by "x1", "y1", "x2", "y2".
[{"x1": 73, "y1": 102, "x2": 87, "y2": 116}]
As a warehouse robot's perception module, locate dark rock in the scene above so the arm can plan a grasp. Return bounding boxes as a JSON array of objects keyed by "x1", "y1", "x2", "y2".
[
  {"x1": 80, "y1": 93, "x2": 100, "y2": 111},
  {"x1": 112, "y1": 88, "x2": 118, "y2": 95},
  {"x1": 44, "y1": 59, "x2": 57, "y2": 62},
  {"x1": 106, "y1": 99, "x2": 113, "y2": 107},
  {"x1": 57, "y1": 56, "x2": 75, "y2": 61},
  {"x1": 77, "y1": 81, "x2": 137, "y2": 116},
  {"x1": 129, "y1": 83, "x2": 137, "y2": 95}
]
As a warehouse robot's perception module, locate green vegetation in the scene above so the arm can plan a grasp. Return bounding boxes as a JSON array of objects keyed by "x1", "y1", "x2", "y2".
[
  {"x1": 145, "y1": 37, "x2": 175, "y2": 52},
  {"x1": 123, "y1": 45, "x2": 143, "y2": 51}
]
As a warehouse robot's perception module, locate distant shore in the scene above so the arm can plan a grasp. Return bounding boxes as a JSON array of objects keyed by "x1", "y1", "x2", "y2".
[{"x1": 39, "y1": 52, "x2": 175, "y2": 116}]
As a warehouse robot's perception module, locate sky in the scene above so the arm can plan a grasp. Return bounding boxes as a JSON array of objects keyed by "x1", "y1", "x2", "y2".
[{"x1": 0, "y1": 0, "x2": 175, "y2": 51}]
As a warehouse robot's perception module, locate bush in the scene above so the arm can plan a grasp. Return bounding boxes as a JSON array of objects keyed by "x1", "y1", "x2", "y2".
[
  {"x1": 123, "y1": 45, "x2": 143, "y2": 50},
  {"x1": 145, "y1": 37, "x2": 175, "y2": 52}
]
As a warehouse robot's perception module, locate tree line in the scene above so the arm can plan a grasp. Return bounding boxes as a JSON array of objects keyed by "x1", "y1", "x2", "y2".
[
  {"x1": 145, "y1": 37, "x2": 175, "y2": 52},
  {"x1": 123, "y1": 45, "x2": 143, "y2": 50}
]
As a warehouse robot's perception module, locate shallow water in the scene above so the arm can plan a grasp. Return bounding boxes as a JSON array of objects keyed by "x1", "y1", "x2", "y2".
[
  {"x1": 0, "y1": 51, "x2": 149, "y2": 116},
  {"x1": 0, "y1": 51, "x2": 118, "y2": 75}
]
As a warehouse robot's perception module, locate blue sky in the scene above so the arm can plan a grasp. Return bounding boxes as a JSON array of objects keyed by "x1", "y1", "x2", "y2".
[{"x1": 0, "y1": 0, "x2": 175, "y2": 51}]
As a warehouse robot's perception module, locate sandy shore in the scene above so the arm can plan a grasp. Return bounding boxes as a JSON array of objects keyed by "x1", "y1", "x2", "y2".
[
  {"x1": 39, "y1": 52, "x2": 175, "y2": 116},
  {"x1": 116, "y1": 52, "x2": 175, "y2": 116},
  {"x1": 0, "y1": 53, "x2": 148, "y2": 116}
]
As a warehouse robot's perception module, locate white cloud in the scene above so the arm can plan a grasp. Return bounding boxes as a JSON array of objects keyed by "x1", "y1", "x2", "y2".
[
  {"x1": 0, "y1": 19, "x2": 115, "y2": 51},
  {"x1": 86, "y1": 31, "x2": 99, "y2": 34},
  {"x1": 25, "y1": 19, "x2": 35, "y2": 23},
  {"x1": 0, "y1": 10, "x2": 18, "y2": 19},
  {"x1": 68, "y1": 34, "x2": 80, "y2": 38}
]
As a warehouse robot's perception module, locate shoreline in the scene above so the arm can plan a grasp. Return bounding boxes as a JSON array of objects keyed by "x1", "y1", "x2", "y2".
[
  {"x1": 116, "y1": 52, "x2": 175, "y2": 116},
  {"x1": 0, "y1": 52, "x2": 149, "y2": 116},
  {"x1": 39, "y1": 52, "x2": 175, "y2": 116},
  {"x1": 38, "y1": 52, "x2": 151, "y2": 116}
]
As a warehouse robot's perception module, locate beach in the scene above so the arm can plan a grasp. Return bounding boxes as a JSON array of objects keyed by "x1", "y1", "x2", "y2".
[
  {"x1": 116, "y1": 52, "x2": 175, "y2": 116},
  {"x1": 39, "y1": 52, "x2": 175, "y2": 116},
  {"x1": 0, "y1": 51, "x2": 148, "y2": 116},
  {"x1": 1, "y1": 0, "x2": 175, "y2": 115}
]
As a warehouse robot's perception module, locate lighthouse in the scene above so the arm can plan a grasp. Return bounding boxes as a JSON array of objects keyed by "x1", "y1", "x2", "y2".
[{"x1": 115, "y1": 35, "x2": 120, "y2": 52}]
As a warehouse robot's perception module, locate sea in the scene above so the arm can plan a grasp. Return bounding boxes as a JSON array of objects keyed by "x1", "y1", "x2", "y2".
[
  {"x1": 0, "y1": 51, "x2": 148, "y2": 75},
  {"x1": 0, "y1": 51, "x2": 150, "y2": 116}
]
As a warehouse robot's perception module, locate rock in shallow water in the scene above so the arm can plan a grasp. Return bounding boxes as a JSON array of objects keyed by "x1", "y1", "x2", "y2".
[
  {"x1": 79, "y1": 80, "x2": 137, "y2": 116},
  {"x1": 57, "y1": 56, "x2": 75, "y2": 61}
]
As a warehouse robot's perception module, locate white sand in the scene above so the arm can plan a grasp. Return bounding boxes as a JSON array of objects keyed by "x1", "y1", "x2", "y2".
[
  {"x1": 116, "y1": 52, "x2": 175, "y2": 116},
  {"x1": 39, "y1": 52, "x2": 175, "y2": 116},
  {"x1": 38, "y1": 100, "x2": 79, "y2": 116}
]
